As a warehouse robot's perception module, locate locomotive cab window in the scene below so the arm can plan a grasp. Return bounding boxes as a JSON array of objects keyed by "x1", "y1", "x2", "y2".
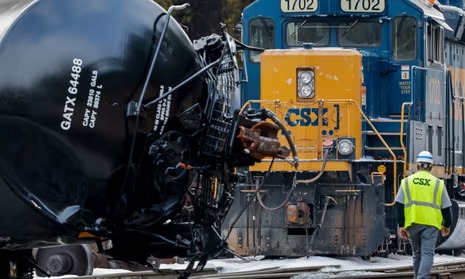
[
  {"x1": 392, "y1": 16, "x2": 417, "y2": 61},
  {"x1": 427, "y1": 22, "x2": 444, "y2": 64},
  {"x1": 249, "y1": 18, "x2": 274, "y2": 62},
  {"x1": 337, "y1": 21, "x2": 381, "y2": 47},
  {"x1": 286, "y1": 21, "x2": 329, "y2": 47}
]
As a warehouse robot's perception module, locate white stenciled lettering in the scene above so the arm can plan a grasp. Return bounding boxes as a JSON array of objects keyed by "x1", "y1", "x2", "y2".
[
  {"x1": 93, "y1": 90, "x2": 100, "y2": 109},
  {"x1": 91, "y1": 70, "x2": 98, "y2": 87},
  {"x1": 83, "y1": 109, "x2": 97, "y2": 128},
  {"x1": 153, "y1": 86, "x2": 172, "y2": 134},
  {"x1": 87, "y1": 89, "x2": 94, "y2": 107},
  {"x1": 63, "y1": 112, "x2": 73, "y2": 122},
  {"x1": 61, "y1": 121, "x2": 71, "y2": 130},
  {"x1": 83, "y1": 108, "x2": 90, "y2": 127},
  {"x1": 61, "y1": 58, "x2": 83, "y2": 131},
  {"x1": 62, "y1": 96, "x2": 76, "y2": 124},
  {"x1": 89, "y1": 110, "x2": 97, "y2": 128},
  {"x1": 82, "y1": 70, "x2": 103, "y2": 129},
  {"x1": 65, "y1": 96, "x2": 76, "y2": 109}
]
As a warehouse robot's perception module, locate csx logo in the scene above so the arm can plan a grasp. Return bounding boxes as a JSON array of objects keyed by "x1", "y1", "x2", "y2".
[
  {"x1": 412, "y1": 178, "x2": 432, "y2": 186},
  {"x1": 285, "y1": 108, "x2": 328, "y2": 127}
]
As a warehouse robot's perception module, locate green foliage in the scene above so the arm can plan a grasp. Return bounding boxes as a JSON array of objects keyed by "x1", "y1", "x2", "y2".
[
  {"x1": 155, "y1": 0, "x2": 191, "y2": 30},
  {"x1": 223, "y1": 0, "x2": 254, "y2": 27}
]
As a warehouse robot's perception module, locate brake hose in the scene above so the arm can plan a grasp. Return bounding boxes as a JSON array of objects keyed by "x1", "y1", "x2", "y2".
[{"x1": 256, "y1": 148, "x2": 330, "y2": 211}]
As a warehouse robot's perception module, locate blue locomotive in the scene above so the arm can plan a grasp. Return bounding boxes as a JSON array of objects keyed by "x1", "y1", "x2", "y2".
[{"x1": 224, "y1": 0, "x2": 465, "y2": 256}]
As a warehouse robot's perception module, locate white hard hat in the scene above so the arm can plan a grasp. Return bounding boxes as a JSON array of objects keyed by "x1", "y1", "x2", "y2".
[{"x1": 416, "y1": 151, "x2": 433, "y2": 164}]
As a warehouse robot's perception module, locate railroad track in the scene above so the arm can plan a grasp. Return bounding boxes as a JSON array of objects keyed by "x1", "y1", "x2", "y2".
[{"x1": 47, "y1": 259, "x2": 465, "y2": 279}]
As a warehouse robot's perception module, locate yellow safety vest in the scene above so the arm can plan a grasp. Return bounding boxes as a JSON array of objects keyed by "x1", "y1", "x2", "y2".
[{"x1": 401, "y1": 171, "x2": 444, "y2": 229}]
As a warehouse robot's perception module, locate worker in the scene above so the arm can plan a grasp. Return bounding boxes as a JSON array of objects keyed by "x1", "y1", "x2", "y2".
[{"x1": 395, "y1": 150, "x2": 452, "y2": 279}]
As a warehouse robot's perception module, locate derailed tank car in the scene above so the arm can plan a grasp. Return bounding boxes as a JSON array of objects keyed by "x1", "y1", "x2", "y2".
[{"x1": 0, "y1": 0, "x2": 295, "y2": 277}]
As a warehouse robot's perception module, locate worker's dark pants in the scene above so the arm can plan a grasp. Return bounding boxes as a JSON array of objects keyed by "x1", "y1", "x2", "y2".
[{"x1": 408, "y1": 224, "x2": 439, "y2": 279}]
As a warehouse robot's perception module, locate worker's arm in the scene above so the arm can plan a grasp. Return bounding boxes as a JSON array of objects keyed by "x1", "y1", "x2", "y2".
[
  {"x1": 395, "y1": 183, "x2": 405, "y2": 227},
  {"x1": 396, "y1": 202, "x2": 409, "y2": 239},
  {"x1": 441, "y1": 206, "x2": 452, "y2": 228},
  {"x1": 396, "y1": 202, "x2": 405, "y2": 227},
  {"x1": 395, "y1": 186, "x2": 409, "y2": 240},
  {"x1": 441, "y1": 185, "x2": 453, "y2": 237}
]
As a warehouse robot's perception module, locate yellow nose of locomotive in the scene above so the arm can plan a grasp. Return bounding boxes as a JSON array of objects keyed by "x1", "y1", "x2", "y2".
[{"x1": 254, "y1": 48, "x2": 363, "y2": 172}]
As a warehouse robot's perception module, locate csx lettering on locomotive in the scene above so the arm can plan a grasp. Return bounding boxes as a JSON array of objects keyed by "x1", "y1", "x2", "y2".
[{"x1": 285, "y1": 107, "x2": 328, "y2": 127}]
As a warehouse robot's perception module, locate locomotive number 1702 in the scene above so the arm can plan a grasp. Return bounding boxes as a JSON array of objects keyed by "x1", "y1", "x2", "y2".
[
  {"x1": 281, "y1": 0, "x2": 318, "y2": 13},
  {"x1": 340, "y1": 0, "x2": 385, "y2": 13}
]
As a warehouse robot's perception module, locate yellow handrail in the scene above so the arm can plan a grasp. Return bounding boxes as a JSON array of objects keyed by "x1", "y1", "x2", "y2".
[
  {"x1": 400, "y1": 102, "x2": 412, "y2": 179},
  {"x1": 319, "y1": 99, "x2": 398, "y2": 206},
  {"x1": 370, "y1": 172, "x2": 385, "y2": 184}
]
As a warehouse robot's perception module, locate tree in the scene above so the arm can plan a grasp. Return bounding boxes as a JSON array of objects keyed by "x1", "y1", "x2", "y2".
[
  {"x1": 155, "y1": 0, "x2": 254, "y2": 39},
  {"x1": 188, "y1": 0, "x2": 224, "y2": 39}
]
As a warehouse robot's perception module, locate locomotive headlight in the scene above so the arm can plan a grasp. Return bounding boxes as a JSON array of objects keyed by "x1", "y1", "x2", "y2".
[
  {"x1": 299, "y1": 85, "x2": 313, "y2": 98},
  {"x1": 297, "y1": 69, "x2": 315, "y2": 99},
  {"x1": 337, "y1": 139, "x2": 354, "y2": 156},
  {"x1": 299, "y1": 72, "x2": 312, "y2": 84}
]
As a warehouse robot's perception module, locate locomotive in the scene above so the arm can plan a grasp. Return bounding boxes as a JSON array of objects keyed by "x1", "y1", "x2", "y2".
[
  {"x1": 0, "y1": 0, "x2": 295, "y2": 278},
  {"x1": 224, "y1": 0, "x2": 465, "y2": 257}
]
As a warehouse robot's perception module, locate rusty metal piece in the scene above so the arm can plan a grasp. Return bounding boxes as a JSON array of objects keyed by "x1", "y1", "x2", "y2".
[
  {"x1": 286, "y1": 202, "x2": 311, "y2": 225},
  {"x1": 237, "y1": 121, "x2": 291, "y2": 160},
  {"x1": 287, "y1": 205, "x2": 299, "y2": 224}
]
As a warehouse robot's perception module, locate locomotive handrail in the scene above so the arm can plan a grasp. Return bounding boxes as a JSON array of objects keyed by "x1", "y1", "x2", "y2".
[
  {"x1": 319, "y1": 99, "x2": 398, "y2": 206},
  {"x1": 240, "y1": 99, "x2": 399, "y2": 206},
  {"x1": 400, "y1": 102, "x2": 412, "y2": 179},
  {"x1": 370, "y1": 172, "x2": 385, "y2": 184}
]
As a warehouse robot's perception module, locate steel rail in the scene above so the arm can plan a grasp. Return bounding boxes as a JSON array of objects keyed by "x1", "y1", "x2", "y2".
[{"x1": 48, "y1": 259, "x2": 465, "y2": 279}]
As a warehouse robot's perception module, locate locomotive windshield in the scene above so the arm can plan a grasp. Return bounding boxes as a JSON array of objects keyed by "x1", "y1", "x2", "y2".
[
  {"x1": 284, "y1": 19, "x2": 381, "y2": 48},
  {"x1": 249, "y1": 17, "x2": 274, "y2": 62},
  {"x1": 392, "y1": 16, "x2": 417, "y2": 61},
  {"x1": 337, "y1": 20, "x2": 381, "y2": 47},
  {"x1": 286, "y1": 21, "x2": 329, "y2": 47}
]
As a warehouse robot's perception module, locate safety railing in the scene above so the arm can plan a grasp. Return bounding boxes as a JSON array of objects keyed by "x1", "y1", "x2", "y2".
[{"x1": 400, "y1": 102, "x2": 412, "y2": 180}]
